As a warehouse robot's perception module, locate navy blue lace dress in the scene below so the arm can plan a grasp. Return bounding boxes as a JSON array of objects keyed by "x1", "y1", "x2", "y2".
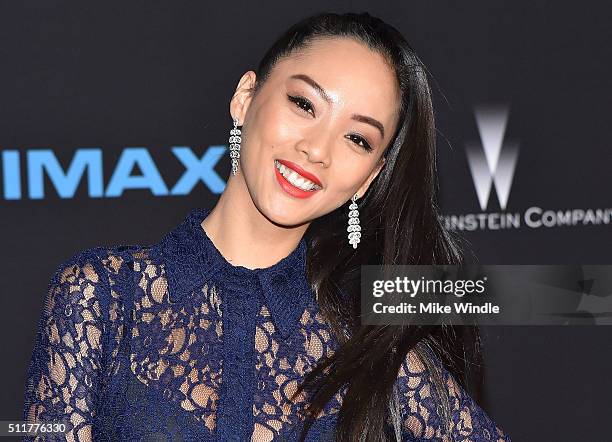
[{"x1": 22, "y1": 207, "x2": 511, "y2": 441}]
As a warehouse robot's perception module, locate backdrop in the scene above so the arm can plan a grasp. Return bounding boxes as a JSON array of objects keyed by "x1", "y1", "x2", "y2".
[{"x1": 2, "y1": 2, "x2": 610, "y2": 441}]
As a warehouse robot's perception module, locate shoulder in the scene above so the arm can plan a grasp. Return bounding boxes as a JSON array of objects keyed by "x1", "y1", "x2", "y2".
[
  {"x1": 49, "y1": 243, "x2": 151, "y2": 285},
  {"x1": 44, "y1": 243, "x2": 160, "y2": 316},
  {"x1": 442, "y1": 370, "x2": 511, "y2": 442},
  {"x1": 396, "y1": 344, "x2": 511, "y2": 442}
]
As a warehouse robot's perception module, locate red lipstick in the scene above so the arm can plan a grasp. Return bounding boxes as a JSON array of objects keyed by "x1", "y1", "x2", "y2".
[
  {"x1": 274, "y1": 159, "x2": 322, "y2": 199},
  {"x1": 277, "y1": 159, "x2": 322, "y2": 186}
]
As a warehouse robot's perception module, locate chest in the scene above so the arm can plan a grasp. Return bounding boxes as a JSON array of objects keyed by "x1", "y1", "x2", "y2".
[{"x1": 96, "y1": 278, "x2": 341, "y2": 441}]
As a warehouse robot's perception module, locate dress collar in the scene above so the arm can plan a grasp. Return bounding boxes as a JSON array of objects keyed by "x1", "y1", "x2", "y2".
[{"x1": 158, "y1": 207, "x2": 314, "y2": 338}]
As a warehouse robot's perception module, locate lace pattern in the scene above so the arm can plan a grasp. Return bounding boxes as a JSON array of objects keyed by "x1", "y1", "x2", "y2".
[{"x1": 22, "y1": 207, "x2": 511, "y2": 441}]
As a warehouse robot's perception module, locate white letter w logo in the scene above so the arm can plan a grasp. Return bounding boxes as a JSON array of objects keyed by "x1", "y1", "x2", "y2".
[{"x1": 466, "y1": 105, "x2": 519, "y2": 211}]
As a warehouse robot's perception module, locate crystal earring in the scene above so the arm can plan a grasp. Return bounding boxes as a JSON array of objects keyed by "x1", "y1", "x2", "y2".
[
  {"x1": 229, "y1": 118, "x2": 241, "y2": 175},
  {"x1": 347, "y1": 192, "x2": 361, "y2": 249}
]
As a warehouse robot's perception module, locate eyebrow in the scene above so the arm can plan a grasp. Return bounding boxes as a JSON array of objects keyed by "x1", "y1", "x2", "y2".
[{"x1": 289, "y1": 73, "x2": 385, "y2": 140}]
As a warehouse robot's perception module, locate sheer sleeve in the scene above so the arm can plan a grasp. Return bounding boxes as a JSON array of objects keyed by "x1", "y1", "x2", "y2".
[
  {"x1": 397, "y1": 347, "x2": 511, "y2": 442},
  {"x1": 22, "y1": 250, "x2": 109, "y2": 441}
]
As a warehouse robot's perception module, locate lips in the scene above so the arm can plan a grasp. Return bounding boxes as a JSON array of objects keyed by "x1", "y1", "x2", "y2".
[
  {"x1": 276, "y1": 159, "x2": 323, "y2": 187},
  {"x1": 274, "y1": 159, "x2": 322, "y2": 199}
]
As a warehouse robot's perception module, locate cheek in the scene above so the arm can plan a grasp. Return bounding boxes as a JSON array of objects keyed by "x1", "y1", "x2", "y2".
[
  {"x1": 330, "y1": 158, "x2": 373, "y2": 193},
  {"x1": 248, "y1": 98, "x2": 296, "y2": 151}
]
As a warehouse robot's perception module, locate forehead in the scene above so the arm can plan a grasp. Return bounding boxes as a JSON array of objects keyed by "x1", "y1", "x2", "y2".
[{"x1": 270, "y1": 37, "x2": 400, "y2": 127}]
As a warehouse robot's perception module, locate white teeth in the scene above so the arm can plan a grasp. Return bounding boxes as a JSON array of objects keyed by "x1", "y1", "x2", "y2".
[{"x1": 275, "y1": 160, "x2": 321, "y2": 191}]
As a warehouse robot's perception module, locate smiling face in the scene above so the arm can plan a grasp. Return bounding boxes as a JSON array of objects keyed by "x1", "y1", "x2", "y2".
[{"x1": 230, "y1": 36, "x2": 401, "y2": 227}]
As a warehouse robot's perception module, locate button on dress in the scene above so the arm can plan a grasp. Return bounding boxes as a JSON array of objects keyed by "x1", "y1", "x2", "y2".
[{"x1": 22, "y1": 207, "x2": 511, "y2": 441}]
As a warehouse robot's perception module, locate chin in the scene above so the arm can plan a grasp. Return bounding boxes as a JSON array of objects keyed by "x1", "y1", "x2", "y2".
[{"x1": 259, "y1": 200, "x2": 311, "y2": 228}]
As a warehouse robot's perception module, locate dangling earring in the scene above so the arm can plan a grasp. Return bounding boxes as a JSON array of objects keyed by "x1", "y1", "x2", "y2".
[
  {"x1": 347, "y1": 192, "x2": 361, "y2": 249},
  {"x1": 229, "y1": 118, "x2": 241, "y2": 175}
]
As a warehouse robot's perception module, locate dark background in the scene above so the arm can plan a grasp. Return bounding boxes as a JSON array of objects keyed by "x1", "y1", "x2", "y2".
[{"x1": 1, "y1": 2, "x2": 610, "y2": 441}]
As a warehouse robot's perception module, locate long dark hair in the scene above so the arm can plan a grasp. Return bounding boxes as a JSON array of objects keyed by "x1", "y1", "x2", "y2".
[{"x1": 248, "y1": 11, "x2": 481, "y2": 441}]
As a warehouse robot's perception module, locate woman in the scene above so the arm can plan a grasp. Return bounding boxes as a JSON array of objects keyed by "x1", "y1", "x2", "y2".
[{"x1": 23, "y1": 11, "x2": 511, "y2": 442}]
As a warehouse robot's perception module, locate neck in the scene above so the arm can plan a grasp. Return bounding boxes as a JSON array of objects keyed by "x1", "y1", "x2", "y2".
[{"x1": 201, "y1": 172, "x2": 309, "y2": 269}]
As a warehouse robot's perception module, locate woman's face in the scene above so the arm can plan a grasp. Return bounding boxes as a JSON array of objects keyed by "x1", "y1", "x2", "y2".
[{"x1": 230, "y1": 37, "x2": 401, "y2": 227}]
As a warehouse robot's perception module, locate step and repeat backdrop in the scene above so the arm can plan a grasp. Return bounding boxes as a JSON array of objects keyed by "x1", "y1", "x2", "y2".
[{"x1": 1, "y1": 2, "x2": 610, "y2": 440}]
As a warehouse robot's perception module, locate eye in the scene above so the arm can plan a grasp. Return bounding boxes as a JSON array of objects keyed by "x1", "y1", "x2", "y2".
[
  {"x1": 346, "y1": 134, "x2": 373, "y2": 152},
  {"x1": 287, "y1": 94, "x2": 315, "y2": 117}
]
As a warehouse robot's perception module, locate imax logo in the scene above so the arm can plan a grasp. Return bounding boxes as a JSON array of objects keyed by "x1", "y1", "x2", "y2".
[
  {"x1": 1, "y1": 146, "x2": 228, "y2": 200},
  {"x1": 465, "y1": 106, "x2": 519, "y2": 211}
]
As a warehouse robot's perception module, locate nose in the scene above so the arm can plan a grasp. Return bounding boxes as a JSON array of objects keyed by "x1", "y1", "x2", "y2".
[{"x1": 295, "y1": 129, "x2": 333, "y2": 168}]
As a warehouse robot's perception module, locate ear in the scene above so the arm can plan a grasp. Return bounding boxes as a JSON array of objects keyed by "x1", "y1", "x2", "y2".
[
  {"x1": 229, "y1": 70, "x2": 257, "y2": 125},
  {"x1": 356, "y1": 156, "x2": 386, "y2": 198}
]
